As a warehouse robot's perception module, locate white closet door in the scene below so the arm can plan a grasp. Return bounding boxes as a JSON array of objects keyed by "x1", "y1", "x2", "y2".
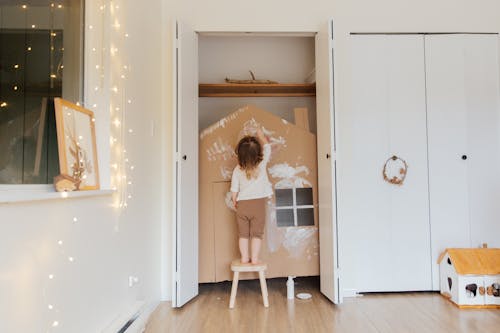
[
  {"x1": 345, "y1": 35, "x2": 432, "y2": 292},
  {"x1": 426, "y1": 34, "x2": 500, "y2": 289},
  {"x1": 462, "y1": 36, "x2": 500, "y2": 250},
  {"x1": 173, "y1": 21, "x2": 199, "y2": 307},
  {"x1": 316, "y1": 20, "x2": 340, "y2": 304}
]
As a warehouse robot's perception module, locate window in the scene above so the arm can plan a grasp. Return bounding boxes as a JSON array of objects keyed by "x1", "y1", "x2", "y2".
[
  {"x1": 0, "y1": 1, "x2": 84, "y2": 184},
  {"x1": 275, "y1": 187, "x2": 315, "y2": 227}
]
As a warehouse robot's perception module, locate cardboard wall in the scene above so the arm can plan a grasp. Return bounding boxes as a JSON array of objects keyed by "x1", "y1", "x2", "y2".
[{"x1": 199, "y1": 105, "x2": 319, "y2": 282}]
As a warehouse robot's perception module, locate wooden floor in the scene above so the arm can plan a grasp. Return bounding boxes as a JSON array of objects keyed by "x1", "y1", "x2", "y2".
[{"x1": 145, "y1": 277, "x2": 500, "y2": 333}]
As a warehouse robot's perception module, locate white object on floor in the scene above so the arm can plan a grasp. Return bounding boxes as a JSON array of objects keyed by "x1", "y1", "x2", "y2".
[
  {"x1": 296, "y1": 292, "x2": 312, "y2": 300},
  {"x1": 287, "y1": 276, "x2": 295, "y2": 299}
]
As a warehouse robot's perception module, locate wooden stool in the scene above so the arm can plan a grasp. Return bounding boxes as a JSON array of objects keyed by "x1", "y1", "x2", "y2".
[{"x1": 229, "y1": 260, "x2": 269, "y2": 308}]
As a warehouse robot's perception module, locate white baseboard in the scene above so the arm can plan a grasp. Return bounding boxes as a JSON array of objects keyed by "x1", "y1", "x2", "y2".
[
  {"x1": 342, "y1": 289, "x2": 360, "y2": 298},
  {"x1": 101, "y1": 301, "x2": 159, "y2": 333}
]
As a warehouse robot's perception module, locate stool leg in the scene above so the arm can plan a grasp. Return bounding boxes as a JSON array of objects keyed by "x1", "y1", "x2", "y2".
[
  {"x1": 258, "y1": 271, "x2": 269, "y2": 307},
  {"x1": 229, "y1": 271, "x2": 239, "y2": 309}
]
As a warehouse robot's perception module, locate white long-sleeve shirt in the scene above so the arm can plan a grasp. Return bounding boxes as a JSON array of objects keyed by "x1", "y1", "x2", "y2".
[{"x1": 230, "y1": 143, "x2": 273, "y2": 201}]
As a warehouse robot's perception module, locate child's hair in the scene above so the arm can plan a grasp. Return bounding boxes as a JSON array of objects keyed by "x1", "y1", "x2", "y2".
[{"x1": 236, "y1": 136, "x2": 263, "y2": 179}]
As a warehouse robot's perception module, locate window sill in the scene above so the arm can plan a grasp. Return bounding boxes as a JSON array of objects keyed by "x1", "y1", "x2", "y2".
[{"x1": 0, "y1": 188, "x2": 115, "y2": 204}]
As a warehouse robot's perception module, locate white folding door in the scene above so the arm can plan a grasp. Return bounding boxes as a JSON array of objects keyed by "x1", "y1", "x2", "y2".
[
  {"x1": 426, "y1": 34, "x2": 500, "y2": 289},
  {"x1": 344, "y1": 35, "x2": 432, "y2": 292}
]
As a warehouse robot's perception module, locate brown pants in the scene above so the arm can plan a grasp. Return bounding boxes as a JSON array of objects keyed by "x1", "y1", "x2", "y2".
[{"x1": 236, "y1": 198, "x2": 266, "y2": 239}]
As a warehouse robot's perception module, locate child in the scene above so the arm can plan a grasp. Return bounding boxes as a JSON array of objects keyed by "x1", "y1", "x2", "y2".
[{"x1": 231, "y1": 128, "x2": 272, "y2": 264}]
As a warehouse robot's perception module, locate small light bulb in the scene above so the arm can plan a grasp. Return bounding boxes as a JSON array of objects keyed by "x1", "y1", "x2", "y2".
[
  {"x1": 57, "y1": 4, "x2": 62, "y2": 8},
  {"x1": 128, "y1": 195, "x2": 132, "y2": 199},
  {"x1": 22, "y1": 5, "x2": 27, "y2": 9},
  {"x1": 13, "y1": 64, "x2": 19, "y2": 69},
  {"x1": 57, "y1": 240, "x2": 63, "y2": 245},
  {"x1": 48, "y1": 304, "x2": 54, "y2": 310},
  {"x1": 73, "y1": 217, "x2": 78, "y2": 222},
  {"x1": 68, "y1": 257, "x2": 74, "y2": 262},
  {"x1": 0, "y1": 102, "x2": 7, "y2": 107},
  {"x1": 88, "y1": 25, "x2": 93, "y2": 30},
  {"x1": 31, "y1": 24, "x2": 36, "y2": 28},
  {"x1": 130, "y1": 166, "x2": 135, "y2": 170},
  {"x1": 128, "y1": 129, "x2": 133, "y2": 133},
  {"x1": 49, "y1": 274, "x2": 54, "y2": 279},
  {"x1": 13, "y1": 86, "x2": 18, "y2": 91},
  {"x1": 52, "y1": 321, "x2": 59, "y2": 327},
  {"x1": 27, "y1": 47, "x2": 32, "y2": 51},
  {"x1": 50, "y1": 74, "x2": 56, "y2": 78},
  {"x1": 61, "y1": 192, "x2": 68, "y2": 198}
]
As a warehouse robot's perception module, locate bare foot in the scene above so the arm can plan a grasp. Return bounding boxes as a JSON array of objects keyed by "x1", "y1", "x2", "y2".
[
  {"x1": 251, "y1": 259, "x2": 261, "y2": 265},
  {"x1": 241, "y1": 258, "x2": 250, "y2": 264}
]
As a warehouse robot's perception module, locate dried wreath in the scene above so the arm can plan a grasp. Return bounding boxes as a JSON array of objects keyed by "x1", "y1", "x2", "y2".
[{"x1": 382, "y1": 155, "x2": 408, "y2": 186}]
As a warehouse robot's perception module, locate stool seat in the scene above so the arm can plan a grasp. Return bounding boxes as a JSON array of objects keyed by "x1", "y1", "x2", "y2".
[
  {"x1": 231, "y1": 260, "x2": 267, "y2": 272},
  {"x1": 229, "y1": 260, "x2": 269, "y2": 308}
]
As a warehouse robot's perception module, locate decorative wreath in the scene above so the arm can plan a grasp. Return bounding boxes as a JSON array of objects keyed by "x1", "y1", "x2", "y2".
[{"x1": 382, "y1": 155, "x2": 408, "y2": 186}]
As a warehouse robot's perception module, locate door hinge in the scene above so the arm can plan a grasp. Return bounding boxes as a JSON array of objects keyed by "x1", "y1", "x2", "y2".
[{"x1": 175, "y1": 271, "x2": 180, "y2": 283}]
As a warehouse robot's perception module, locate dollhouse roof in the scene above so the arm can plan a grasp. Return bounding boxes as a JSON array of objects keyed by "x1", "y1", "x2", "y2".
[{"x1": 437, "y1": 248, "x2": 500, "y2": 275}]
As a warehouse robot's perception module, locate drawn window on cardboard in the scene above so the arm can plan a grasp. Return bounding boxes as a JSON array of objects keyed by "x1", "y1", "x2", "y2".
[{"x1": 275, "y1": 187, "x2": 314, "y2": 227}]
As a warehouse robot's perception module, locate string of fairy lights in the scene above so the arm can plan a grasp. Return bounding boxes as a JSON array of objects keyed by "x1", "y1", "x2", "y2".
[{"x1": 31, "y1": 0, "x2": 134, "y2": 330}]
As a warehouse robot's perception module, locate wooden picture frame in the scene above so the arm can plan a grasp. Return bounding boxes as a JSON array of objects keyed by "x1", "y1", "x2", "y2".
[{"x1": 54, "y1": 98, "x2": 100, "y2": 190}]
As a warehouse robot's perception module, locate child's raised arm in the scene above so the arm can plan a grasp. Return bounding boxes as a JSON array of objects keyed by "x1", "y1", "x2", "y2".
[{"x1": 256, "y1": 128, "x2": 269, "y2": 145}]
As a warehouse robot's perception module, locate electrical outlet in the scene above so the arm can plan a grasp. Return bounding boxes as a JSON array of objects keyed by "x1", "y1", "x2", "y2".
[{"x1": 129, "y1": 276, "x2": 139, "y2": 287}]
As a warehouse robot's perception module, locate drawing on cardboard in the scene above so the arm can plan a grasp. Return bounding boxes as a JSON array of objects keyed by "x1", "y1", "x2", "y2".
[{"x1": 199, "y1": 105, "x2": 319, "y2": 282}]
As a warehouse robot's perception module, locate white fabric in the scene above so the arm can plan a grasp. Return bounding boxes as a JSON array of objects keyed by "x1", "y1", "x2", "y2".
[{"x1": 231, "y1": 143, "x2": 273, "y2": 201}]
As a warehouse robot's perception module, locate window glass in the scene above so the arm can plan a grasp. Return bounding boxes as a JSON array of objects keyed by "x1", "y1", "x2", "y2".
[
  {"x1": 296, "y1": 187, "x2": 313, "y2": 205},
  {"x1": 0, "y1": 1, "x2": 83, "y2": 184},
  {"x1": 297, "y1": 208, "x2": 314, "y2": 226},
  {"x1": 276, "y1": 209, "x2": 294, "y2": 227},
  {"x1": 275, "y1": 188, "x2": 293, "y2": 206}
]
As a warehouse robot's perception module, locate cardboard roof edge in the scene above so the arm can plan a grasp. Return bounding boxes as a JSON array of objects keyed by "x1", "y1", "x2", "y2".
[
  {"x1": 437, "y1": 248, "x2": 500, "y2": 275},
  {"x1": 199, "y1": 104, "x2": 315, "y2": 139}
]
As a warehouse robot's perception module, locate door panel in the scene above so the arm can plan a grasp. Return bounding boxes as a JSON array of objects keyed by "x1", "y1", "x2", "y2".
[
  {"x1": 173, "y1": 21, "x2": 199, "y2": 307},
  {"x1": 462, "y1": 36, "x2": 500, "y2": 250},
  {"x1": 316, "y1": 20, "x2": 340, "y2": 303},
  {"x1": 344, "y1": 34, "x2": 432, "y2": 292},
  {"x1": 426, "y1": 35, "x2": 472, "y2": 289}
]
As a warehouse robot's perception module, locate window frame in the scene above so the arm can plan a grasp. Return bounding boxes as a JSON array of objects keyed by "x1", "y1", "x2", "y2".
[{"x1": 275, "y1": 187, "x2": 315, "y2": 227}]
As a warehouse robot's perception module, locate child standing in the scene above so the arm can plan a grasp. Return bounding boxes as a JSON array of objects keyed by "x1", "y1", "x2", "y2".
[{"x1": 231, "y1": 128, "x2": 272, "y2": 264}]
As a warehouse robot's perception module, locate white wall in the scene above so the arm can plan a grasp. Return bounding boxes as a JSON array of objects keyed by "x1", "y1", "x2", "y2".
[
  {"x1": 0, "y1": 0, "x2": 167, "y2": 332},
  {"x1": 164, "y1": 0, "x2": 500, "y2": 298}
]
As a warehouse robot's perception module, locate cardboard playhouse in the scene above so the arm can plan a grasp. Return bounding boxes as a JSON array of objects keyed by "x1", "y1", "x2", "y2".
[
  {"x1": 438, "y1": 248, "x2": 500, "y2": 308},
  {"x1": 199, "y1": 105, "x2": 319, "y2": 283}
]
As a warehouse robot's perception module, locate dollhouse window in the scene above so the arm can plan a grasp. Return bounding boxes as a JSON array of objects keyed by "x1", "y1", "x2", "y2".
[
  {"x1": 0, "y1": 1, "x2": 83, "y2": 185},
  {"x1": 275, "y1": 188, "x2": 314, "y2": 227}
]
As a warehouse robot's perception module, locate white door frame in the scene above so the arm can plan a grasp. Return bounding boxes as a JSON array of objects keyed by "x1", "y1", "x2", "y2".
[{"x1": 171, "y1": 20, "x2": 341, "y2": 306}]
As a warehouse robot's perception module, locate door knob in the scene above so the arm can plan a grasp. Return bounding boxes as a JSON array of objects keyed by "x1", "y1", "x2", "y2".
[
  {"x1": 461, "y1": 155, "x2": 467, "y2": 160},
  {"x1": 182, "y1": 155, "x2": 187, "y2": 160}
]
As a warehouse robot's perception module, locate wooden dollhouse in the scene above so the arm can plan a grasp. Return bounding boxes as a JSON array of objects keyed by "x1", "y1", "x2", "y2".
[{"x1": 438, "y1": 248, "x2": 500, "y2": 308}]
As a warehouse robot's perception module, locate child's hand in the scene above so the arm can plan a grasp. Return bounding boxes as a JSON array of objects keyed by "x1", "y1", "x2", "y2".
[
  {"x1": 232, "y1": 198, "x2": 238, "y2": 209},
  {"x1": 256, "y1": 128, "x2": 269, "y2": 145}
]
